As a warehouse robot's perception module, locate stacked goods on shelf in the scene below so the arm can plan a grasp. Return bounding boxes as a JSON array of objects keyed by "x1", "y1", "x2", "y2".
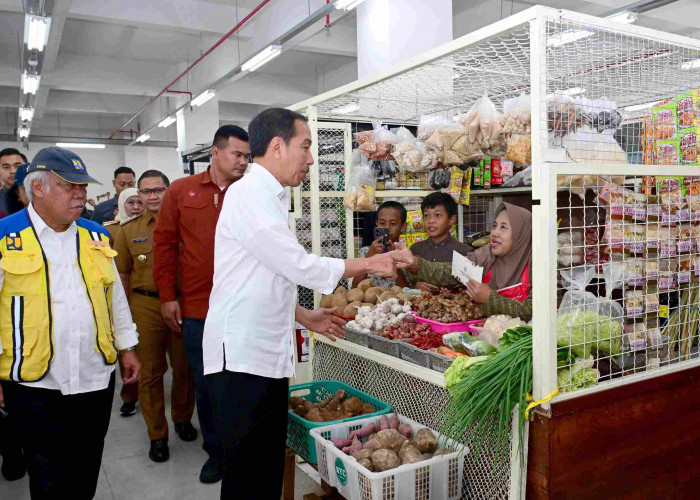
[
  {"x1": 325, "y1": 283, "x2": 413, "y2": 322},
  {"x1": 643, "y1": 91, "x2": 700, "y2": 166}
]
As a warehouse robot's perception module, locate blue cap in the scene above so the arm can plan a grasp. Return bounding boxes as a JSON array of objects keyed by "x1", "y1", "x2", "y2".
[
  {"x1": 27, "y1": 146, "x2": 101, "y2": 185},
  {"x1": 15, "y1": 163, "x2": 29, "y2": 187}
]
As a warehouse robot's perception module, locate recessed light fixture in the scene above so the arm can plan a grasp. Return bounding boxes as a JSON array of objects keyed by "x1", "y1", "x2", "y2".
[
  {"x1": 22, "y1": 73, "x2": 40, "y2": 94},
  {"x1": 190, "y1": 89, "x2": 216, "y2": 107},
  {"x1": 158, "y1": 115, "x2": 176, "y2": 128},
  {"x1": 547, "y1": 30, "x2": 593, "y2": 48},
  {"x1": 135, "y1": 133, "x2": 151, "y2": 143},
  {"x1": 18, "y1": 126, "x2": 30, "y2": 138},
  {"x1": 335, "y1": 0, "x2": 366, "y2": 11},
  {"x1": 605, "y1": 11, "x2": 637, "y2": 24},
  {"x1": 19, "y1": 106, "x2": 34, "y2": 122},
  {"x1": 241, "y1": 45, "x2": 282, "y2": 72},
  {"x1": 56, "y1": 143, "x2": 106, "y2": 149},
  {"x1": 331, "y1": 103, "x2": 360, "y2": 115},
  {"x1": 25, "y1": 14, "x2": 51, "y2": 52}
]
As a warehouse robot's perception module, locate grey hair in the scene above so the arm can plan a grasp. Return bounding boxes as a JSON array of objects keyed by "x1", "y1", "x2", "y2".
[{"x1": 25, "y1": 171, "x2": 52, "y2": 202}]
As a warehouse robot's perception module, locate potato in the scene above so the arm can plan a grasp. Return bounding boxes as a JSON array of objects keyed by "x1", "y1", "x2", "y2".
[
  {"x1": 320, "y1": 295, "x2": 333, "y2": 308},
  {"x1": 391, "y1": 285, "x2": 403, "y2": 294},
  {"x1": 371, "y1": 449, "x2": 401, "y2": 472},
  {"x1": 421, "y1": 453, "x2": 434, "y2": 460},
  {"x1": 357, "y1": 279, "x2": 373, "y2": 291},
  {"x1": 335, "y1": 286, "x2": 348, "y2": 296},
  {"x1": 375, "y1": 429, "x2": 407, "y2": 454},
  {"x1": 321, "y1": 409, "x2": 345, "y2": 422},
  {"x1": 378, "y1": 291, "x2": 396, "y2": 303},
  {"x1": 343, "y1": 301, "x2": 361, "y2": 317},
  {"x1": 364, "y1": 287, "x2": 383, "y2": 304},
  {"x1": 347, "y1": 289, "x2": 365, "y2": 303},
  {"x1": 376, "y1": 287, "x2": 388, "y2": 294},
  {"x1": 289, "y1": 396, "x2": 305, "y2": 408},
  {"x1": 359, "y1": 403, "x2": 377, "y2": 415},
  {"x1": 331, "y1": 294, "x2": 349, "y2": 309},
  {"x1": 305, "y1": 408, "x2": 323, "y2": 422},
  {"x1": 410, "y1": 428, "x2": 438, "y2": 454},
  {"x1": 361, "y1": 302, "x2": 374, "y2": 308},
  {"x1": 399, "y1": 441, "x2": 425, "y2": 464},
  {"x1": 396, "y1": 293, "x2": 413, "y2": 306},
  {"x1": 352, "y1": 449, "x2": 373, "y2": 461},
  {"x1": 341, "y1": 397, "x2": 363, "y2": 415},
  {"x1": 363, "y1": 439, "x2": 383, "y2": 452},
  {"x1": 357, "y1": 458, "x2": 374, "y2": 471},
  {"x1": 433, "y1": 447, "x2": 454, "y2": 457}
]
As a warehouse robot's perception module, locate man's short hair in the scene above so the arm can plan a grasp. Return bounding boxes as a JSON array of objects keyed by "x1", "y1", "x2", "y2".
[
  {"x1": 138, "y1": 170, "x2": 170, "y2": 188},
  {"x1": 248, "y1": 108, "x2": 308, "y2": 159},
  {"x1": 114, "y1": 166, "x2": 135, "y2": 179},
  {"x1": 377, "y1": 201, "x2": 407, "y2": 224},
  {"x1": 213, "y1": 125, "x2": 249, "y2": 149},
  {"x1": 0, "y1": 148, "x2": 27, "y2": 163},
  {"x1": 421, "y1": 192, "x2": 458, "y2": 217}
]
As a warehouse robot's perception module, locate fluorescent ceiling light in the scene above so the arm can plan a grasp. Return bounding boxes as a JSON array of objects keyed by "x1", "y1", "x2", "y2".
[
  {"x1": 335, "y1": 0, "x2": 366, "y2": 10},
  {"x1": 606, "y1": 11, "x2": 637, "y2": 24},
  {"x1": 562, "y1": 87, "x2": 586, "y2": 96},
  {"x1": 18, "y1": 127, "x2": 30, "y2": 139},
  {"x1": 19, "y1": 106, "x2": 34, "y2": 122},
  {"x1": 25, "y1": 14, "x2": 51, "y2": 52},
  {"x1": 21, "y1": 73, "x2": 40, "y2": 94},
  {"x1": 331, "y1": 103, "x2": 359, "y2": 115},
  {"x1": 158, "y1": 115, "x2": 176, "y2": 128},
  {"x1": 681, "y1": 59, "x2": 700, "y2": 70},
  {"x1": 547, "y1": 30, "x2": 593, "y2": 47},
  {"x1": 56, "y1": 143, "x2": 106, "y2": 149},
  {"x1": 191, "y1": 89, "x2": 216, "y2": 107},
  {"x1": 135, "y1": 133, "x2": 151, "y2": 143},
  {"x1": 624, "y1": 101, "x2": 661, "y2": 112},
  {"x1": 241, "y1": 45, "x2": 282, "y2": 72}
]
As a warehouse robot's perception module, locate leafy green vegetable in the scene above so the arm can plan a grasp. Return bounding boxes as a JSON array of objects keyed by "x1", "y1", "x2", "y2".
[
  {"x1": 557, "y1": 347, "x2": 575, "y2": 368},
  {"x1": 557, "y1": 358, "x2": 599, "y2": 392},
  {"x1": 498, "y1": 326, "x2": 533, "y2": 350},
  {"x1": 556, "y1": 310, "x2": 622, "y2": 357},
  {"x1": 444, "y1": 355, "x2": 490, "y2": 389}
]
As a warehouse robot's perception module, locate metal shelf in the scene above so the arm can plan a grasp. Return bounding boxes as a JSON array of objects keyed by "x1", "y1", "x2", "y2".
[{"x1": 470, "y1": 186, "x2": 532, "y2": 196}]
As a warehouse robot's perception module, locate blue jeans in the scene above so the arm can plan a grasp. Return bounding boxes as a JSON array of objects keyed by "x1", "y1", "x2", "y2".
[{"x1": 182, "y1": 318, "x2": 223, "y2": 460}]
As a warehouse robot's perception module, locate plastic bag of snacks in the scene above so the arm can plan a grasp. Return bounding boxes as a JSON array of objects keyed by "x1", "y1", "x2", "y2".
[
  {"x1": 392, "y1": 128, "x2": 440, "y2": 172},
  {"x1": 354, "y1": 122, "x2": 399, "y2": 161},
  {"x1": 417, "y1": 114, "x2": 452, "y2": 141},
  {"x1": 503, "y1": 93, "x2": 531, "y2": 135},
  {"x1": 548, "y1": 93, "x2": 582, "y2": 138},
  {"x1": 343, "y1": 150, "x2": 376, "y2": 211},
  {"x1": 505, "y1": 134, "x2": 531, "y2": 165},
  {"x1": 460, "y1": 93, "x2": 505, "y2": 148},
  {"x1": 429, "y1": 168, "x2": 451, "y2": 189}
]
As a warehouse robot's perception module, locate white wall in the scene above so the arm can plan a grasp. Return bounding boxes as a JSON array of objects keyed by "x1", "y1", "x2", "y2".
[{"x1": 0, "y1": 142, "x2": 185, "y2": 200}]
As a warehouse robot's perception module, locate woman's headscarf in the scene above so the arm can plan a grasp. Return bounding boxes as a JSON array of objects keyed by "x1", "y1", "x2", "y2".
[
  {"x1": 471, "y1": 202, "x2": 532, "y2": 291},
  {"x1": 114, "y1": 187, "x2": 140, "y2": 222}
]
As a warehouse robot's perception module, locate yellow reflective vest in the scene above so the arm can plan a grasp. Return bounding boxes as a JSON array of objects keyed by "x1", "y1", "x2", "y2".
[{"x1": 0, "y1": 209, "x2": 118, "y2": 382}]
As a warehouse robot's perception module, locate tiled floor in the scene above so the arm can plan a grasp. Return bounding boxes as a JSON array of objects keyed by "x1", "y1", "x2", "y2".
[{"x1": 1, "y1": 374, "x2": 325, "y2": 500}]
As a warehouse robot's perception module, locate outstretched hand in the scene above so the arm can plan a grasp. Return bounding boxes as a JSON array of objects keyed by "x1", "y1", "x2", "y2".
[{"x1": 301, "y1": 307, "x2": 347, "y2": 341}]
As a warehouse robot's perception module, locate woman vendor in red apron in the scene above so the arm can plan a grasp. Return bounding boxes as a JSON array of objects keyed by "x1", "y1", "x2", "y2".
[{"x1": 401, "y1": 202, "x2": 533, "y2": 321}]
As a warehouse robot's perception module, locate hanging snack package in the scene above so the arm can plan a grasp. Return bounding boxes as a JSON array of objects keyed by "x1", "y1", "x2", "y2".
[
  {"x1": 503, "y1": 93, "x2": 531, "y2": 135},
  {"x1": 343, "y1": 150, "x2": 376, "y2": 212},
  {"x1": 429, "y1": 168, "x2": 451, "y2": 190},
  {"x1": 461, "y1": 93, "x2": 505, "y2": 149},
  {"x1": 370, "y1": 122, "x2": 399, "y2": 161},
  {"x1": 679, "y1": 255, "x2": 692, "y2": 284},
  {"x1": 459, "y1": 167, "x2": 473, "y2": 205},
  {"x1": 588, "y1": 98, "x2": 624, "y2": 133},
  {"x1": 658, "y1": 258, "x2": 677, "y2": 290},
  {"x1": 646, "y1": 223, "x2": 661, "y2": 254},
  {"x1": 548, "y1": 93, "x2": 581, "y2": 138},
  {"x1": 406, "y1": 210, "x2": 424, "y2": 233},
  {"x1": 505, "y1": 134, "x2": 532, "y2": 165},
  {"x1": 603, "y1": 220, "x2": 625, "y2": 254},
  {"x1": 659, "y1": 225, "x2": 678, "y2": 258},
  {"x1": 646, "y1": 289, "x2": 660, "y2": 313},
  {"x1": 626, "y1": 290, "x2": 644, "y2": 318},
  {"x1": 448, "y1": 166, "x2": 464, "y2": 202},
  {"x1": 418, "y1": 115, "x2": 452, "y2": 141},
  {"x1": 625, "y1": 259, "x2": 645, "y2": 288},
  {"x1": 651, "y1": 100, "x2": 677, "y2": 141},
  {"x1": 624, "y1": 224, "x2": 645, "y2": 256},
  {"x1": 678, "y1": 223, "x2": 693, "y2": 253}
]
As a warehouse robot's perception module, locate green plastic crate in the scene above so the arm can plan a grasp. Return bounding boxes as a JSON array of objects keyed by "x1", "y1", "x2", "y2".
[{"x1": 287, "y1": 380, "x2": 392, "y2": 464}]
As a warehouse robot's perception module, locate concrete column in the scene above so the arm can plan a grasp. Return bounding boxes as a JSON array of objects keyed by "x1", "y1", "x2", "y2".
[
  {"x1": 175, "y1": 94, "x2": 220, "y2": 153},
  {"x1": 356, "y1": 0, "x2": 452, "y2": 80}
]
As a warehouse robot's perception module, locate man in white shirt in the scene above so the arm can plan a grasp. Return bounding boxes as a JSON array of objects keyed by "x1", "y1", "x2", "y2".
[
  {"x1": 203, "y1": 108, "x2": 402, "y2": 499},
  {"x1": 0, "y1": 146, "x2": 140, "y2": 500}
]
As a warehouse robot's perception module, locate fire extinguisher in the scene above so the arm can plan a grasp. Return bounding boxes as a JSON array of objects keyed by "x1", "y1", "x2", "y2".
[{"x1": 295, "y1": 323, "x2": 310, "y2": 363}]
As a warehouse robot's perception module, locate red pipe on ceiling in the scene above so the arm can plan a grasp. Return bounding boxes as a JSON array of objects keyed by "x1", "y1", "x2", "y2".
[{"x1": 108, "y1": 0, "x2": 273, "y2": 140}]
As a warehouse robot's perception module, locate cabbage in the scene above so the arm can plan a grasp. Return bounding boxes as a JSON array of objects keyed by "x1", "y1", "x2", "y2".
[
  {"x1": 444, "y1": 355, "x2": 490, "y2": 389},
  {"x1": 557, "y1": 357, "x2": 599, "y2": 392},
  {"x1": 556, "y1": 310, "x2": 622, "y2": 358}
]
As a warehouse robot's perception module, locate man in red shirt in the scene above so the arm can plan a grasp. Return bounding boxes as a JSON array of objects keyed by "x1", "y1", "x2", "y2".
[{"x1": 153, "y1": 125, "x2": 249, "y2": 483}]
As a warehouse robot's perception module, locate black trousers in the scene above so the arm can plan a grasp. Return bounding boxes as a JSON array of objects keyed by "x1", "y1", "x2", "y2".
[
  {"x1": 206, "y1": 370, "x2": 289, "y2": 500},
  {"x1": 0, "y1": 387, "x2": 24, "y2": 461},
  {"x1": 1, "y1": 372, "x2": 115, "y2": 500}
]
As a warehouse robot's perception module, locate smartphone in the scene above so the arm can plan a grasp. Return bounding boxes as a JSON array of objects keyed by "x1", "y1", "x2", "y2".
[{"x1": 373, "y1": 227, "x2": 390, "y2": 250}]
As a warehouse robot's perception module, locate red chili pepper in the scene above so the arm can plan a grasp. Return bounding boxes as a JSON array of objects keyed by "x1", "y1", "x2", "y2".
[{"x1": 409, "y1": 331, "x2": 444, "y2": 350}]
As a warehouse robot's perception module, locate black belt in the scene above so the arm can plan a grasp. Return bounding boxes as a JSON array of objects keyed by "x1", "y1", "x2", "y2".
[{"x1": 132, "y1": 288, "x2": 159, "y2": 299}]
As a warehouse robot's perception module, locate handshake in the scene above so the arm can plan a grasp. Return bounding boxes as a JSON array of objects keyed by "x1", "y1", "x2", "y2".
[{"x1": 364, "y1": 243, "x2": 420, "y2": 279}]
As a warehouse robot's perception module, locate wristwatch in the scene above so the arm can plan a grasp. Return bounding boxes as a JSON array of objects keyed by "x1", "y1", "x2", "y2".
[{"x1": 119, "y1": 346, "x2": 136, "y2": 354}]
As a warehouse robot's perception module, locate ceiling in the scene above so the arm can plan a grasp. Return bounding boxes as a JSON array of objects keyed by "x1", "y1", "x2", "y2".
[{"x1": 0, "y1": 0, "x2": 698, "y2": 147}]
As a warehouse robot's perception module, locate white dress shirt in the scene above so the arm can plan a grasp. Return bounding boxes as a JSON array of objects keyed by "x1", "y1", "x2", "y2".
[
  {"x1": 203, "y1": 164, "x2": 345, "y2": 379},
  {"x1": 0, "y1": 204, "x2": 139, "y2": 394}
]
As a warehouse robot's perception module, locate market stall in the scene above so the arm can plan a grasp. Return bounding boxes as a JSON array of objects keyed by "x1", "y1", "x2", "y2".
[{"x1": 286, "y1": 6, "x2": 700, "y2": 499}]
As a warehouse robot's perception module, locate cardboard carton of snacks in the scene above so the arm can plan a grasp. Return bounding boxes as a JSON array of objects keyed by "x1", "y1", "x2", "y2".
[{"x1": 652, "y1": 100, "x2": 677, "y2": 140}]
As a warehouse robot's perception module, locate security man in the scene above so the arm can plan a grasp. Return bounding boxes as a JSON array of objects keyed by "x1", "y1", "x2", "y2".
[{"x1": 113, "y1": 170, "x2": 196, "y2": 463}]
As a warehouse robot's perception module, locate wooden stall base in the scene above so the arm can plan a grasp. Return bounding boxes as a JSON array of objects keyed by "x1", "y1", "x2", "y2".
[
  {"x1": 283, "y1": 448, "x2": 343, "y2": 500},
  {"x1": 527, "y1": 365, "x2": 700, "y2": 499}
]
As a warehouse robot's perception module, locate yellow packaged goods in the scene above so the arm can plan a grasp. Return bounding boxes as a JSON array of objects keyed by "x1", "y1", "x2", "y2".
[
  {"x1": 448, "y1": 167, "x2": 464, "y2": 202},
  {"x1": 406, "y1": 210, "x2": 424, "y2": 233},
  {"x1": 505, "y1": 134, "x2": 532, "y2": 165},
  {"x1": 459, "y1": 168, "x2": 473, "y2": 205}
]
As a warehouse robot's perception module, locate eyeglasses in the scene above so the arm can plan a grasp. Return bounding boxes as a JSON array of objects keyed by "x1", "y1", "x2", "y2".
[{"x1": 139, "y1": 188, "x2": 167, "y2": 196}]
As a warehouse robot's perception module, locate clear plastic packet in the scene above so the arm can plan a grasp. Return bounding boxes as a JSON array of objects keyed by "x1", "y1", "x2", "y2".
[
  {"x1": 503, "y1": 93, "x2": 531, "y2": 135},
  {"x1": 417, "y1": 115, "x2": 452, "y2": 141},
  {"x1": 460, "y1": 92, "x2": 505, "y2": 148},
  {"x1": 393, "y1": 126, "x2": 415, "y2": 144},
  {"x1": 429, "y1": 168, "x2": 451, "y2": 189},
  {"x1": 548, "y1": 92, "x2": 581, "y2": 138},
  {"x1": 588, "y1": 98, "x2": 624, "y2": 132},
  {"x1": 505, "y1": 134, "x2": 531, "y2": 165},
  {"x1": 501, "y1": 165, "x2": 532, "y2": 187},
  {"x1": 343, "y1": 150, "x2": 376, "y2": 212}
]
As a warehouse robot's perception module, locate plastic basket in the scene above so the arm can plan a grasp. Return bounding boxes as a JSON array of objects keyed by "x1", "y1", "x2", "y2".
[
  {"x1": 428, "y1": 351, "x2": 454, "y2": 373},
  {"x1": 414, "y1": 316, "x2": 485, "y2": 333},
  {"x1": 367, "y1": 334, "x2": 407, "y2": 357},
  {"x1": 287, "y1": 380, "x2": 392, "y2": 464},
  {"x1": 311, "y1": 413, "x2": 467, "y2": 500},
  {"x1": 343, "y1": 325, "x2": 370, "y2": 347},
  {"x1": 398, "y1": 341, "x2": 431, "y2": 368}
]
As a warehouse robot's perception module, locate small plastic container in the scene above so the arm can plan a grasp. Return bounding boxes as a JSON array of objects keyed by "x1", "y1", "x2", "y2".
[
  {"x1": 367, "y1": 334, "x2": 408, "y2": 357},
  {"x1": 398, "y1": 341, "x2": 431, "y2": 368},
  {"x1": 414, "y1": 316, "x2": 485, "y2": 334},
  {"x1": 342, "y1": 325, "x2": 370, "y2": 348},
  {"x1": 428, "y1": 351, "x2": 455, "y2": 372}
]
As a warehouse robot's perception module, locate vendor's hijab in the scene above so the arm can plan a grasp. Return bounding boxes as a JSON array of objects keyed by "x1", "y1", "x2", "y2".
[
  {"x1": 115, "y1": 187, "x2": 139, "y2": 222},
  {"x1": 471, "y1": 202, "x2": 532, "y2": 292}
]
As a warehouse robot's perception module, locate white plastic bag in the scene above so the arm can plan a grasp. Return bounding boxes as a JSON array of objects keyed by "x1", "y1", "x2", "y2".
[
  {"x1": 501, "y1": 165, "x2": 532, "y2": 187},
  {"x1": 417, "y1": 115, "x2": 452, "y2": 141},
  {"x1": 503, "y1": 93, "x2": 531, "y2": 135},
  {"x1": 561, "y1": 127, "x2": 628, "y2": 164},
  {"x1": 343, "y1": 150, "x2": 376, "y2": 212},
  {"x1": 559, "y1": 265, "x2": 596, "y2": 290},
  {"x1": 460, "y1": 93, "x2": 504, "y2": 148}
]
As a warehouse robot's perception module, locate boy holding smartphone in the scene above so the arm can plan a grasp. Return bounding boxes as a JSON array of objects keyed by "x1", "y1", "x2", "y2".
[{"x1": 351, "y1": 201, "x2": 409, "y2": 288}]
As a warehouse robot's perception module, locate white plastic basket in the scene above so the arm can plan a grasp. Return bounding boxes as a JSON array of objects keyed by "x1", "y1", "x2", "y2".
[{"x1": 310, "y1": 413, "x2": 467, "y2": 500}]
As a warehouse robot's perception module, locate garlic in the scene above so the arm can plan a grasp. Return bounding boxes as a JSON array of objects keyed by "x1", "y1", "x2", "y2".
[
  {"x1": 391, "y1": 304, "x2": 403, "y2": 314},
  {"x1": 359, "y1": 306, "x2": 372, "y2": 315},
  {"x1": 397, "y1": 313, "x2": 406, "y2": 321}
]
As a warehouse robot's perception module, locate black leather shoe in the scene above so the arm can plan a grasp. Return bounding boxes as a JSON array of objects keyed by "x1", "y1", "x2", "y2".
[
  {"x1": 174, "y1": 421, "x2": 198, "y2": 442},
  {"x1": 199, "y1": 457, "x2": 222, "y2": 484},
  {"x1": 1, "y1": 454, "x2": 26, "y2": 481},
  {"x1": 119, "y1": 401, "x2": 137, "y2": 417},
  {"x1": 149, "y1": 438, "x2": 170, "y2": 463}
]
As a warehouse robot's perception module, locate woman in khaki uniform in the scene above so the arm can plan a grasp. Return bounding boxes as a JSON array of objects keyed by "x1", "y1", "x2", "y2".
[{"x1": 113, "y1": 170, "x2": 196, "y2": 463}]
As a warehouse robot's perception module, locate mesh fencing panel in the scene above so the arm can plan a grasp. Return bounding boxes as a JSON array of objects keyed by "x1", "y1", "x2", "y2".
[{"x1": 313, "y1": 341, "x2": 513, "y2": 500}]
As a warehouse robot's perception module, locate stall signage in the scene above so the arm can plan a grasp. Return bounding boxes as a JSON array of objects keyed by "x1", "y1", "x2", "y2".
[{"x1": 335, "y1": 458, "x2": 348, "y2": 486}]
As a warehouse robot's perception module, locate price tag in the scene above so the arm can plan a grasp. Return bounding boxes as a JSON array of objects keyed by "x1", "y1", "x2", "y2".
[
  {"x1": 659, "y1": 304, "x2": 669, "y2": 318},
  {"x1": 452, "y1": 251, "x2": 483, "y2": 285}
]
